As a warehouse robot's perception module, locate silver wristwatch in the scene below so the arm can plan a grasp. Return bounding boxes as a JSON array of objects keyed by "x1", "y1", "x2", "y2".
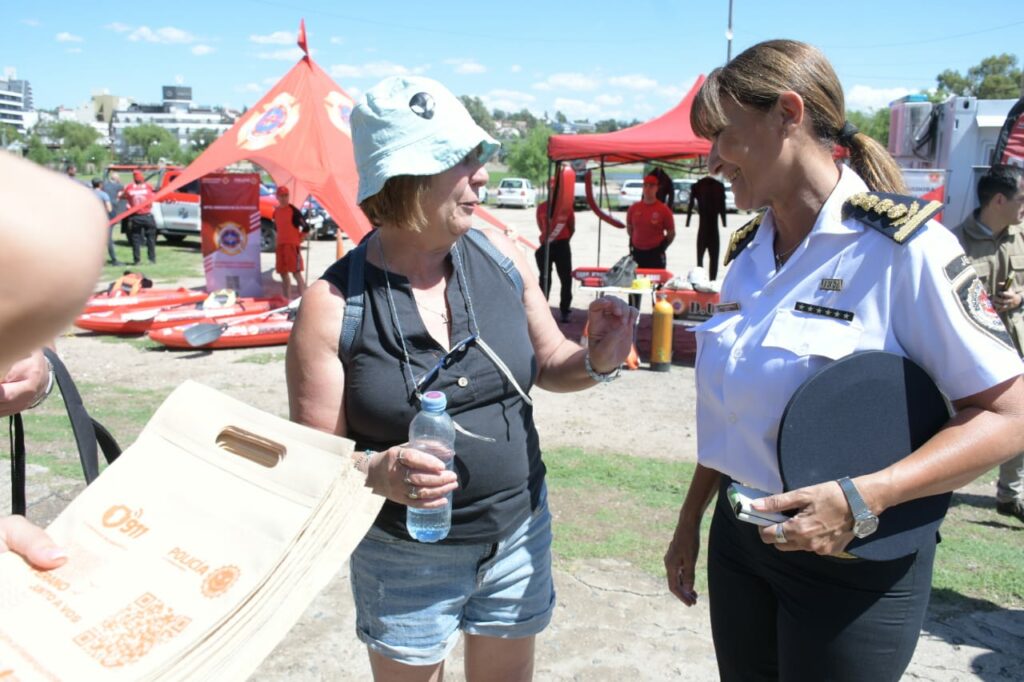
[{"x1": 836, "y1": 476, "x2": 879, "y2": 538}]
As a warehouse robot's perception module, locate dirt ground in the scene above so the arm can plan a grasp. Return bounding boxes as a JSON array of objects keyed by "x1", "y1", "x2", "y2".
[{"x1": 10, "y1": 205, "x2": 1024, "y2": 680}]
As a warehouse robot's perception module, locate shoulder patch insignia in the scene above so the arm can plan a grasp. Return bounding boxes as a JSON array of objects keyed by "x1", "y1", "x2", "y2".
[
  {"x1": 954, "y1": 275, "x2": 1014, "y2": 349},
  {"x1": 842, "y1": 192, "x2": 942, "y2": 244},
  {"x1": 724, "y1": 211, "x2": 764, "y2": 265}
]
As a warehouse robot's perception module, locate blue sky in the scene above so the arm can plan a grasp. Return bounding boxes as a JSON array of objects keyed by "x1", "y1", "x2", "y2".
[{"x1": 5, "y1": 1, "x2": 1024, "y2": 122}]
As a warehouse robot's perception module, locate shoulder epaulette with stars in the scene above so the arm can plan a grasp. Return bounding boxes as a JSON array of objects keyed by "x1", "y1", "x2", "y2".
[
  {"x1": 724, "y1": 211, "x2": 764, "y2": 265},
  {"x1": 842, "y1": 192, "x2": 943, "y2": 244}
]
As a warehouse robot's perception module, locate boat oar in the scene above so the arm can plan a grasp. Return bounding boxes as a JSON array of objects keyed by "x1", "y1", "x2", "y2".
[{"x1": 183, "y1": 299, "x2": 300, "y2": 347}]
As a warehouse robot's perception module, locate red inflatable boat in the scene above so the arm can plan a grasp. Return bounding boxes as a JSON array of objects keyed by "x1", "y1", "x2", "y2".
[
  {"x1": 148, "y1": 310, "x2": 295, "y2": 349},
  {"x1": 75, "y1": 291, "x2": 287, "y2": 335}
]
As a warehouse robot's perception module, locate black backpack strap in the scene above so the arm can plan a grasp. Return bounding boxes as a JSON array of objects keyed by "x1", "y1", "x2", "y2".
[
  {"x1": 464, "y1": 228, "x2": 524, "y2": 298},
  {"x1": 9, "y1": 414, "x2": 26, "y2": 516},
  {"x1": 340, "y1": 241, "x2": 368, "y2": 361},
  {"x1": 42, "y1": 348, "x2": 121, "y2": 482}
]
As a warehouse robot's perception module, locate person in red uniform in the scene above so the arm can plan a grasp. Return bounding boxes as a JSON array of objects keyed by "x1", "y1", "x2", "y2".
[
  {"x1": 120, "y1": 170, "x2": 158, "y2": 265},
  {"x1": 274, "y1": 186, "x2": 308, "y2": 299},
  {"x1": 685, "y1": 175, "x2": 728, "y2": 281},
  {"x1": 535, "y1": 198, "x2": 576, "y2": 323},
  {"x1": 626, "y1": 174, "x2": 675, "y2": 269}
]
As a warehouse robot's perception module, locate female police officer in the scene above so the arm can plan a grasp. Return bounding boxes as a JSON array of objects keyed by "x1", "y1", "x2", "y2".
[{"x1": 663, "y1": 40, "x2": 1024, "y2": 681}]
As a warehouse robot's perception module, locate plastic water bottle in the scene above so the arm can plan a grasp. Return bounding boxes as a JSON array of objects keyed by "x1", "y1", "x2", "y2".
[{"x1": 406, "y1": 391, "x2": 456, "y2": 543}]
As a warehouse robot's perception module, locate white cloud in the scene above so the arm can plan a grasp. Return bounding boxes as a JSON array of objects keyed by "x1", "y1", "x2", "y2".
[
  {"x1": 608, "y1": 74, "x2": 658, "y2": 91},
  {"x1": 249, "y1": 31, "x2": 294, "y2": 45},
  {"x1": 105, "y1": 22, "x2": 131, "y2": 32},
  {"x1": 329, "y1": 61, "x2": 427, "y2": 78},
  {"x1": 66, "y1": 47, "x2": 83, "y2": 54},
  {"x1": 846, "y1": 85, "x2": 913, "y2": 112},
  {"x1": 262, "y1": 76, "x2": 281, "y2": 84},
  {"x1": 3, "y1": 67, "x2": 16, "y2": 79},
  {"x1": 510, "y1": 64, "x2": 521, "y2": 73},
  {"x1": 596, "y1": 94, "x2": 623, "y2": 106},
  {"x1": 445, "y1": 58, "x2": 486, "y2": 75},
  {"x1": 553, "y1": 97, "x2": 601, "y2": 118},
  {"x1": 347, "y1": 85, "x2": 362, "y2": 100},
  {"x1": 129, "y1": 26, "x2": 196, "y2": 44},
  {"x1": 191, "y1": 44, "x2": 214, "y2": 56},
  {"x1": 56, "y1": 32, "x2": 83, "y2": 43},
  {"x1": 533, "y1": 73, "x2": 599, "y2": 92},
  {"x1": 329, "y1": 36, "x2": 344, "y2": 45},
  {"x1": 481, "y1": 89, "x2": 536, "y2": 112},
  {"x1": 257, "y1": 47, "x2": 309, "y2": 61},
  {"x1": 237, "y1": 83, "x2": 262, "y2": 93},
  {"x1": 21, "y1": 19, "x2": 40, "y2": 27}
]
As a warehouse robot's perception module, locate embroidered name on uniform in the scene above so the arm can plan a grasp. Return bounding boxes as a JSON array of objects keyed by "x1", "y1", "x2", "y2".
[
  {"x1": 715, "y1": 302, "x2": 741, "y2": 313},
  {"x1": 819, "y1": 278, "x2": 843, "y2": 291},
  {"x1": 943, "y1": 254, "x2": 971, "y2": 282},
  {"x1": 794, "y1": 301, "x2": 855, "y2": 322}
]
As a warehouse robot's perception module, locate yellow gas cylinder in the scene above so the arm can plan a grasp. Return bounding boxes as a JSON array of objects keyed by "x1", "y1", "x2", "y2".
[{"x1": 650, "y1": 293, "x2": 674, "y2": 372}]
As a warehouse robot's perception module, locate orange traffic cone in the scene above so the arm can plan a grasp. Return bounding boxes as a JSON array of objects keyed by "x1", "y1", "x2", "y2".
[{"x1": 580, "y1": 321, "x2": 640, "y2": 370}]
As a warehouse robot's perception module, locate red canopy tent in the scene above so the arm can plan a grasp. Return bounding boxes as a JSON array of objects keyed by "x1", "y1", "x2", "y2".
[{"x1": 548, "y1": 76, "x2": 710, "y2": 163}]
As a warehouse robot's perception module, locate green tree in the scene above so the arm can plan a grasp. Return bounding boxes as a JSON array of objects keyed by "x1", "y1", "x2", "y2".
[
  {"x1": 936, "y1": 54, "x2": 1023, "y2": 100},
  {"x1": 595, "y1": 119, "x2": 621, "y2": 133},
  {"x1": 123, "y1": 124, "x2": 180, "y2": 163},
  {"x1": 555, "y1": 111, "x2": 567, "y2": 124},
  {"x1": 0, "y1": 124, "x2": 24, "y2": 146},
  {"x1": 505, "y1": 124, "x2": 553, "y2": 185},
  {"x1": 25, "y1": 135, "x2": 53, "y2": 165},
  {"x1": 458, "y1": 95, "x2": 497, "y2": 136},
  {"x1": 187, "y1": 128, "x2": 220, "y2": 153},
  {"x1": 48, "y1": 120, "x2": 100, "y2": 151},
  {"x1": 845, "y1": 108, "x2": 890, "y2": 147}
]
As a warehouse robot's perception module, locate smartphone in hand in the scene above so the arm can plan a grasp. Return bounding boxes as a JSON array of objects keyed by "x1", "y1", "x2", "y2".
[{"x1": 727, "y1": 482, "x2": 790, "y2": 526}]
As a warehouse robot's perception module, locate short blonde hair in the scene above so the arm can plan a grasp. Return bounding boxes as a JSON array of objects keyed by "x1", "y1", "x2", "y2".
[{"x1": 359, "y1": 174, "x2": 434, "y2": 231}]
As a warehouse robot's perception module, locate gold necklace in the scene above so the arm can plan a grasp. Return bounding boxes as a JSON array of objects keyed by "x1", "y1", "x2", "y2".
[
  {"x1": 415, "y1": 297, "x2": 450, "y2": 324},
  {"x1": 773, "y1": 239, "x2": 802, "y2": 268}
]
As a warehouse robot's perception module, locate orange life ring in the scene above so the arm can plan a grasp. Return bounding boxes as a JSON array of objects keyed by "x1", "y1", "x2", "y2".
[
  {"x1": 584, "y1": 170, "x2": 625, "y2": 228},
  {"x1": 545, "y1": 165, "x2": 575, "y2": 240}
]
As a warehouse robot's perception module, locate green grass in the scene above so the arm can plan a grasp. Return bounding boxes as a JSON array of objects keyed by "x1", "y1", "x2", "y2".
[
  {"x1": 16, "y1": 382, "x2": 172, "y2": 479},
  {"x1": 99, "y1": 237, "x2": 204, "y2": 284},
  {"x1": 94, "y1": 333, "x2": 165, "y2": 352},
  {"x1": 234, "y1": 351, "x2": 286, "y2": 365},
  {"x1": 543, "y1": 447, "x2": 1024, "y2": 609}
]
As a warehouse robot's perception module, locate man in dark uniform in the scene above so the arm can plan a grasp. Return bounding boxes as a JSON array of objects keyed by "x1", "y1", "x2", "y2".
[{"x1": 686, "y1": 175, "x2": 728, "y2": 281}]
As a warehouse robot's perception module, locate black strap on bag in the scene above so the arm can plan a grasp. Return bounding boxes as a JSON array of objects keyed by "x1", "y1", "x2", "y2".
[{"x1": 8, "y1": 349, "x2": 122, "y2": 516}]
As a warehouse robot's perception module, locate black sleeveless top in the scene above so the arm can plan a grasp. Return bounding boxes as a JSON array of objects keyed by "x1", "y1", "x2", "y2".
[{"x1": 321, "y1": 233, "x2": 545, "y2": 544}]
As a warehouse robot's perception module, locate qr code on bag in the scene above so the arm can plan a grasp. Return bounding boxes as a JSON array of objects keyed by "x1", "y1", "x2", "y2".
[{"x1": 73, "y1": 593, "x2": 192, "y2": 668}]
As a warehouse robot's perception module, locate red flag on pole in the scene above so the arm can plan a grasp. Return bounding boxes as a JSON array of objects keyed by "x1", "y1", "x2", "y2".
[{"x1": 297, "y1": 18, "x2": 308, "y2": 57}]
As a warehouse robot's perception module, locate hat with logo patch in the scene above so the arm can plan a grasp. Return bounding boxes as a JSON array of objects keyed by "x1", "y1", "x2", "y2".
[{"x1": 352, "y1": 75, "x2": 499, "y2": 203}]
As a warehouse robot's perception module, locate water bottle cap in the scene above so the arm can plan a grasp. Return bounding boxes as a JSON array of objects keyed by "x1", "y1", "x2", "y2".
[{"x1": 420, "y1": 390, "x2": 447, "y2": 413}]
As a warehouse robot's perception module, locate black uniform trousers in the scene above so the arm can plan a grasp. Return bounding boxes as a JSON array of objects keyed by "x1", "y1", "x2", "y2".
[
  {"x1": 707, "y1": 478, "x2": 934, "y2": 682},
  {"x1": 696, "y1": 223, "x2": 720, "y2": 281},
  {"x1": 129, "y1": 213, "x2": 158, "y2": 264},
  {"x1": 535, "y1": 240, "x2": 573, "y2": 316}
]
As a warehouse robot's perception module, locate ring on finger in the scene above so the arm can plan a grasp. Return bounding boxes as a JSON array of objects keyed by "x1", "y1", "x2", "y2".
[
  {"x1": 774, "y1": 523, "x2": 787, "y2": 544},
  {"x1": 396, "y1": 448, "x2": 405, "y2": 464},
  {"x1": 403, "y1": 469, "x2": 413, "y2": 485},
  {"x1": 406, "y1": 485, "x2": 419, "y2": 501}
]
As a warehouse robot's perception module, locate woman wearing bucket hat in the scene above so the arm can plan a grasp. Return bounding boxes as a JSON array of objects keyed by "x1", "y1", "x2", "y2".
[{"x1": 287, "y1": 76, "x2": 637, "y2": 680}]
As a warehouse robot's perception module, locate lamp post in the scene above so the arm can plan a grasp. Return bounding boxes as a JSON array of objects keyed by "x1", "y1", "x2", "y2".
[{"x1": 726, "y1": 0, "x2": 734, "y2": 62}]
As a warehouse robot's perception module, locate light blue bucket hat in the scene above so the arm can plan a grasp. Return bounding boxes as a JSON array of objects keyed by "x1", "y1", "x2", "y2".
[{"x1": 352, "y1": 75, "x2": 500, "y2": 203}]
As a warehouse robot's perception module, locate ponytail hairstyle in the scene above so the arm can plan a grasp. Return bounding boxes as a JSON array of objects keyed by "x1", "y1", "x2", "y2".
[{"x1": 691, "y1": 39, "x2": 906, "y2": 194}]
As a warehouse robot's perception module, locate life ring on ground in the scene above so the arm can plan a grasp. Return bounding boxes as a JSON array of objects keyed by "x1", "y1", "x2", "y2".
[{"x1": 584, "y1": 170, "x2": 625, "y2": 228}]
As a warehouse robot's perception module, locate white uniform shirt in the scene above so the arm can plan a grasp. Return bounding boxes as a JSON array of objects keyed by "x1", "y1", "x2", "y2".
[{"x1": 694, "y1": 166, "x2": 1023, "y2": 493}]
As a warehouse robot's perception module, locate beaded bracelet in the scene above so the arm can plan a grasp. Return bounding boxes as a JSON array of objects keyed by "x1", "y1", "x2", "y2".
[
  {"x1": 352, "y1": 449, "x2": 375, "y2": 474},
  {"x1": 584, "y1": 349, "x2": 621, "y2": 383}
]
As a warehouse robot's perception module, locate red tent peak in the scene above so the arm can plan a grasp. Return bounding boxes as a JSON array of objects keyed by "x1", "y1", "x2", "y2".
[{"x1": 297, "y1": 19, "x2": 308, "y2": 57}]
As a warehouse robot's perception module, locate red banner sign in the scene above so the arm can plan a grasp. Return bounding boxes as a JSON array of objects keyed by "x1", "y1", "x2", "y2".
[{"x1": 200, "y1": 173, "x2": 262, "y2": 296}]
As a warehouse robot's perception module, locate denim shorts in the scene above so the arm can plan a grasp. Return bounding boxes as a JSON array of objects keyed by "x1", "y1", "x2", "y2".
[{"x1": 349, "y1": 485, "x2": 555, "y2": 666}]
